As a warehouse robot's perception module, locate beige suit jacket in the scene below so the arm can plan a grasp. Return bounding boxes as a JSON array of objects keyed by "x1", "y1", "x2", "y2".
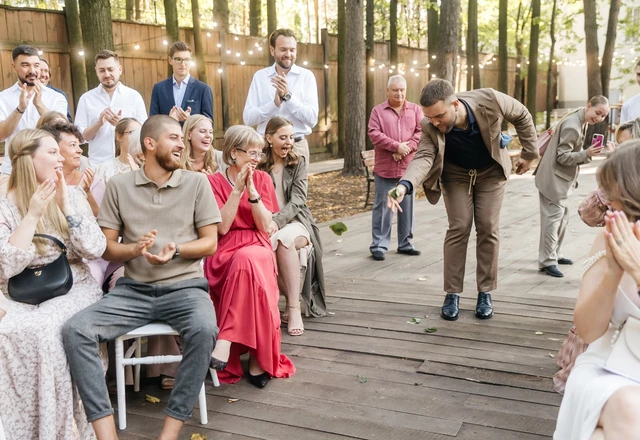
[
  {"x1": 401, "y1": 88, "x2": 538, "y2": 204},
  {"x1": 534, "y1": 109, "x2": 590, "y2": 203}
]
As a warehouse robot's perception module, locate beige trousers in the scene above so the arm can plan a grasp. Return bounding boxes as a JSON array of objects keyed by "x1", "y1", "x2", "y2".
[
  {"x1": 441, "y1": 162, "x2": 507, "y2": 293},
  {"x1": 538, "y1": 192, "x2": 569, "y2": 268},
  {"x1": 294, "y1": 138, "x2": 310, "y2": 165}
]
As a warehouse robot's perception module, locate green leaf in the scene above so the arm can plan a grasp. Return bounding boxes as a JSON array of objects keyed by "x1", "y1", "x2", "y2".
[
  {"x1": 407, "y1": 317, "x2": 421, "y2": 324},
  {"x1": 424, "y1": 327, "x2": 438, "y2": 333},
  {"x1": 356, "y1": 374, "x2": 368, "y2": 383},
  {"x1": 330, "y1": 222, "x2": 348, "y2": 236}
]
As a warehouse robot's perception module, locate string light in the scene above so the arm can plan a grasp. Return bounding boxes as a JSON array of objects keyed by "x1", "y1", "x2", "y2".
[
  {"x1": 163, "y1": 40, "x2": 168, "y2": 45},
  {"x1": 235, "y1": 52, "x2": 241, "y2": 57},
  {"x1": 226, "y1": 49, "x2": 231, "y2": 54},
  {"x1": 79, "y1": 50, "x2": 84, "y2": 56},
  {"x1": 324, "y1": 65, "x2": 329, "y2": 69},
  {"x1": 234, "y1": 36, "x2": 239, "y2": 41},
  {"x1": 303, "y1": 61, "x2": 308, "y2": 65},
  {"x1": 37, "y1": 50, "x2": 43, "y2": 55},
  {"x1": 240, "y1": 60, "x2": 245, "y2": 65},
  {"x1": 248, "y1": 50, "x2": 253, "y2": 55},
  {"x1": 134, "y1": 44, "x2": 140, "y2": 50},
  {"x1": 217, "y1": 68, "x2": 223, "y2": 73},
  {"x1": 206, "y1": 32, "x2": 211, "y2": 37}
]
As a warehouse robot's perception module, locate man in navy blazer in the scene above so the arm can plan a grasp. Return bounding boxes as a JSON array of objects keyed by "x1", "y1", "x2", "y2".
[{"x1": 150, "y1": 41, "x2": 214, "y2": 122}]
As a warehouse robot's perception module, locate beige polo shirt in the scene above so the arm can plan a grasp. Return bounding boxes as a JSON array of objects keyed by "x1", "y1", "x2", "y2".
[{"x1": 98, "y1": 167, "x2": 221, "y2": 284}]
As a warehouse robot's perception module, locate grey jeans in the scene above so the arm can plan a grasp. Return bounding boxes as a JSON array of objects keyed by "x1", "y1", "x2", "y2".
[
  {"x1": 370, "y1": 173, "x2": 415, "y2": 254},
  {"x1": 62, "y1": 277, "x2": 218, "y2": 422}
]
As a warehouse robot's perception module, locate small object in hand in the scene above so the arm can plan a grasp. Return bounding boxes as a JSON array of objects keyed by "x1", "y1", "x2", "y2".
[{"x1": 389, "y1": 187, "x2": 400, "y2": 200}]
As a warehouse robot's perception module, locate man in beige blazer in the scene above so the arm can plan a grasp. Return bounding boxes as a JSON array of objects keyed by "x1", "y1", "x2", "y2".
[
  {"x1": 388, "y1": 79, "x2": 538, "y2": 321},
  {"x1": 535, "y1": 98, "x2": 608, "y2": 277}
]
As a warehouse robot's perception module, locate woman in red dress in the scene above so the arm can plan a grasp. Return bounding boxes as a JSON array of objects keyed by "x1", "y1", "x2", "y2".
[{"x1": 204, "y1": 125, "x2": 295, "y2": 387}]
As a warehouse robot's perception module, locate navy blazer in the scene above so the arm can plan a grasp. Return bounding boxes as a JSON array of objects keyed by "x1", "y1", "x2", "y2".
[
  {"x1": 149, "y1": 76, "x2": 214, "y2": 120},
  {"x1": 46, "y1": 84, "x2": 73, "y2": 122}
]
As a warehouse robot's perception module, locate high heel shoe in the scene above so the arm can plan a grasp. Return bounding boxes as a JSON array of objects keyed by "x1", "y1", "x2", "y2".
[
  {"x1": 210, "y1": 356, "x2": 228, "y2": 371},
  {"x1": 247, "y1": 371, "x2": 270, "y2": 388}
]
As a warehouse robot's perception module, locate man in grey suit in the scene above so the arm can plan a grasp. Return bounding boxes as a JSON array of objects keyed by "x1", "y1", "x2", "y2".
[
  {"x1": 387, "y1": 79, "x2": 538, "y2": 321},
  {"x1": 535, "y1": 96, "x2": 609, "y2": 277}
]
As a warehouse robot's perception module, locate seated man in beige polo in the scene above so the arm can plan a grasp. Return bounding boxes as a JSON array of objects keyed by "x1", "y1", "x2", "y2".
[{"x1": 62, "y1": 115, "x2": 221, "y2": 440}]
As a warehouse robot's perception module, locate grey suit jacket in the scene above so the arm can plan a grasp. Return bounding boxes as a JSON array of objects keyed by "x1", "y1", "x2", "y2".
[
  {"x1": 401, "y1": 88, "x2": 539, "y2": 204},
  {"x1": 534, "y1": 109, "x2": 590, "y2": 203}
]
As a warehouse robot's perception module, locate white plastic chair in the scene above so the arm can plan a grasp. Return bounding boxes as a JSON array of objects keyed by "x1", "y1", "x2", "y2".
[{"x1": 115, "y1": 322, "x2": 220, "y2": 430}]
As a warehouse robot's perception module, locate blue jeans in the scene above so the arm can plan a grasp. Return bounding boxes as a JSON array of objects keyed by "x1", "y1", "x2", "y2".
[
  {"x1": 370, "y1": 173, "x2": 415, "y2": 254},
  {"x1": 62, "y1": 277, "x2": 218, "y2": 422}
]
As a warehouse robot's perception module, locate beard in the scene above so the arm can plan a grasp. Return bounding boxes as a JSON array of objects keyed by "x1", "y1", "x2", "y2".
[
  {"x1": 275, "y1": 57, "x2": 294, "y2": 70},
  {"x1": 19, "y1": 73, "x2": 37, "y2": 87},
  {"x1": 156, "y1": 150, "x2": 181, "y2": 172}
]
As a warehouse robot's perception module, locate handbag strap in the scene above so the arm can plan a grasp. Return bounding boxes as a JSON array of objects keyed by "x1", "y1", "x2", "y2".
[{"x1": 34, "y1": 234, "x2": 67, "y2": 252}]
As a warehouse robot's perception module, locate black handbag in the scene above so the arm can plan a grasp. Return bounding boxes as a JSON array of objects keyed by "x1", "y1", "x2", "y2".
[{"x1": 8, "y1": 234, "x2": 73, "y2": 305}]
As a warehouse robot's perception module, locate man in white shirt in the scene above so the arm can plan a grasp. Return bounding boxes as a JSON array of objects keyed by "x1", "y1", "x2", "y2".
[
  {"x1": 243, "y1": 28, "x2": 318, "y2": 164},
  {"x1": 621, "y1": 59, "x2": 640, "y2": 123},
  {"x1": 75, "y1": 50, "x2": 147, "y2": 167},
  {"x1": 0, "y1": 45, "x2": 68, "y2": 195}
]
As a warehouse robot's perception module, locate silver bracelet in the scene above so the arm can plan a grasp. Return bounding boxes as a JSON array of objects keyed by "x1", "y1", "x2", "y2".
[{"x1": 66, "y1": 215, "x2": 82, "y2": 229}]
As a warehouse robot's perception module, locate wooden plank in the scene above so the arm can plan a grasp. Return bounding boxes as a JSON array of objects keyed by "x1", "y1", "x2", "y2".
[
  {"x1": 0, "y1": 9, "x2": 8, "y2": 41},
  {"x1": 418, "y1": 360, "x2": 555, "y2": 392},
  {"x1": 457, "y1": 424, "x2": 551, "y2": 440}
]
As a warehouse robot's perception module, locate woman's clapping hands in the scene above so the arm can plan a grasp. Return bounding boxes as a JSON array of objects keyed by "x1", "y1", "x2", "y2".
[{"x1": 605, "y1": 211, "x2": 640, "y2": 284}]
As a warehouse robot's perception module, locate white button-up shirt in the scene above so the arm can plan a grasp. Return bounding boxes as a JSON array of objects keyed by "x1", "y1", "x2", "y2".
[
  {"x1": 75, "y1": 83, "x2": 147, "y2": 167},
  {"x1": 0, "y1": 82, "x2": 68, "y2": 174},
  {"x1": 621, "y1": 93, "x2": 640, "y2": 123},
  {"x1": 243, "y1": 63, "x2": 319, "y2": 136}
]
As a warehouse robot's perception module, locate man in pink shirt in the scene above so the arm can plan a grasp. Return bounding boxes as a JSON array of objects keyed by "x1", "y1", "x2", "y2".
[{"x1": 367, "y1": 75, "x2": 424, "y2": 260}]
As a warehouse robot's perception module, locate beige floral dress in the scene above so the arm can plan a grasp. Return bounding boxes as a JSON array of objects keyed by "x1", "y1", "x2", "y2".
[{"x1": 0, "y1": 188, "x2": 106, "y2": 440}]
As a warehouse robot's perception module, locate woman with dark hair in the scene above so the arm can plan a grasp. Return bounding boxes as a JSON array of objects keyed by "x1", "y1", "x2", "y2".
[
  {"x1": 554, "y1": 140, "x2": 640, "y2": 439},
  {"x1": 258, "y1": 116, "x2": 327, "y2": 336}
]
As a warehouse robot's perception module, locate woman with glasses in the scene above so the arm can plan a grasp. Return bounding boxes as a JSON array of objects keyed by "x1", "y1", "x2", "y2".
[
  {"x1": 204, "y1": 125, "x2": 295, "y2": 388},
  {"x1": 257, "y1": 117, "x2": 327, "y2": 336}
]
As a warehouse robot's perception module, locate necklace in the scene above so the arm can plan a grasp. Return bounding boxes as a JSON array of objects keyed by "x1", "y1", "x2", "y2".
[{"x1": 225, "y1": 168, "x2": 234, "y2": 186}]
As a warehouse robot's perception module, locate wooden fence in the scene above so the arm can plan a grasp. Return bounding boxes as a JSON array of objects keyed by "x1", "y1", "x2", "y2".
[{"x1": 0, "y1": 5, "x2": 548, "y2": 161}]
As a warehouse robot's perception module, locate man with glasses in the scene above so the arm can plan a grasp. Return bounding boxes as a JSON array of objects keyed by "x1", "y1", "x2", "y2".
[
  {"x1": 75, "y1": 50, "x2": 147, "y2": 167},
  {"x1": 150, "y1": 41, "x2": 214, "y2": 122}
]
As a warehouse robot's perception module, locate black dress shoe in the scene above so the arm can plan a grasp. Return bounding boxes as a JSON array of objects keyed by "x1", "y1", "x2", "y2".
[
  {"x1": 540, "y1": 265, "x2": 564, "y2": 277},
  {"x1": 558, "y1": 258, "x2": 574, "y2": 265},
  {"x1": 247, "y1": 371, "x2": 270, "y2": 388},
  {"x1": 210, "y1": 357, "x2": 228, "y2": 371},
  {"x1": 371, "y1": 251, "x2": 385, "y2": 261},
  {"x1": 475, "y1": 292, "x2": 494, "y2": 319},
  {"x1": 397, "y1": 248, "x2": 421, "y2": 256},
  {"x1": 440, "y1": 293, "x2": 460, "y2": 321}
]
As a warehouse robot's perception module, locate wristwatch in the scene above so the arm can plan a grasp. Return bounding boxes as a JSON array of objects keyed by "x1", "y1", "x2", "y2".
[
  {"x1": 248, "y1": 195, "x2": 261, "y2": 204},
  {"x1": 281, "y1": 92, "x2": 292, "y2": 102},
  {"x1": 172, "y1": 245, "x2": 181, "y2": 260}
]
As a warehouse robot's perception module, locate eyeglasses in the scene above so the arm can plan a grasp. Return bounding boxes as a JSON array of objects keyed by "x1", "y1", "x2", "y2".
[
  {"x1": 123, "y1": 130, "x2": 137, "y2": 135},
  {"x1": 236, "y1": 148, "x2": 266, "y2": 160},
  {"x1": 172, "y1": 57, "x2": 192, "y2": 65}
]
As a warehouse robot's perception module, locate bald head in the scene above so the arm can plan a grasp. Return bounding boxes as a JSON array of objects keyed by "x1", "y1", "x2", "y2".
[{"x1": 140, "y1": 115, "x2": 181, "y2": 153}]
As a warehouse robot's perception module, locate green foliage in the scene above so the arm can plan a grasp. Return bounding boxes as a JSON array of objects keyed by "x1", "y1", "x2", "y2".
[{"x1": 329, "y1": 222, "x2": 348, "y2": 236}]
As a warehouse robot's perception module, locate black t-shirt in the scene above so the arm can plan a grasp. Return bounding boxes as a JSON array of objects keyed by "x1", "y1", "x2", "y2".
[{"x1": 444, "y1": 99, "x2": 496, "y2": 170}]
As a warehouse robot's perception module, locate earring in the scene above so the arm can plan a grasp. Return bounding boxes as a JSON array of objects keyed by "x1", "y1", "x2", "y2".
[{"x1": 231, "y1": 157, "x2": 237, "y2": 164}]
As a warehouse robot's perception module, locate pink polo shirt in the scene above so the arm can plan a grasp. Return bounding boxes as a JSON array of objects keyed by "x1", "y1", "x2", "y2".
[{"x1": 367, "y1": 100, "x2": 423, "y2": 179}]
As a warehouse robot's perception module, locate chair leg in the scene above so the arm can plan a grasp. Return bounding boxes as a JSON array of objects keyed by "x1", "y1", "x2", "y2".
[
  {"x1": 198, "y1": 383, "x2": 208, "y2": 425},
  {"x1": 115, "y1": 338, "x2": 127, "y2": 430},
  {"x1": 209, "y1": 368, "x2": 220, "y2": 387},
  {"x1": 364, "y1": 181, "x2": 371, "y2": 208},
  {"x1": 134, "y1": 338, "x2": 142, "y2": 393}
]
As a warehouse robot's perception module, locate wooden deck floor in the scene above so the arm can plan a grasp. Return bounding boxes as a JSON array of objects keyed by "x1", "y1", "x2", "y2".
[{"x1": 116, "y1": 159, "x2": 604, "y2": 439}]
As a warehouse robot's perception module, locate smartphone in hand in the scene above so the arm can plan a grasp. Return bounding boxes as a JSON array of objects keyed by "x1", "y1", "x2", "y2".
[{"x1": 592, "y1": 134, "x2": 604, "y2": 148}]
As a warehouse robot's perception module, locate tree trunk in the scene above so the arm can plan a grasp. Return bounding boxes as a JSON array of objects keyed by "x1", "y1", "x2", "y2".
[
  {"x1": 78, "y1": 0, "x2": 114, "y2": 90},
  {"x1": 366, "y1": 0, "x2": 375, "y2": 150},
  {"x1": 163, "y1": 0, "x2": 179, "y2": 77},
  {"x1": 191, "y1": 0, "x2": 207, "y2": 84},
  {"x1": 427, "y1": 0, "x2": 438, "y2": 77},
  {"x1": 126, "y1": 0, "x2": 134, "y2": 20},
  {"x1": 63, "y1": 0, "x2": 87, "y2": 111},
  {"x1": 267, "y1": 0, "x2": 276, "y2": 65},
  {"x1": 215, "y1": 0, "x2": 230, "y2": 129},
  {"x1": 600, "y1": 0, "x2": 621, "y2": 97},
  {"x1": 314, "y1": 0, "x2": 320, "y2": 43},
  {"x1": 498, "y1": 0, "x2": 508, "y2": 94},
  {"x1": 526, "y1": 0, "x2": 540, "y2": 117},
  {"x1": 337, "y1": 0, "x2": 346, "y2": 156},
  {"x1": 583, "y1": 0, "x2": 602, "y2": 97},
  {"x1": 437, "y1": 0, "x2": 459, "y2": 84},
  {"x1": 545, "y1": 0, "x2": 558, "y2": 129},
  {"x1": 306, "y1": 0, "x2": 312, "y2": 42},
  {"x1": 513, "y1": 0, "x2": 529, "y2": 103},
  {"x1": 466, "y1": 0, "x2": 479, "y2": 90},
  {"x1": 135, "y1": 0, "x2": 142, "y2": 20},
  {"x1": 342, "y1": 0, "x2": 365, "y2": 175},
  {"x1": 389, "y1": 0, "x2": 398, "y2": 66},
  {"x1": 250, "y1": 0, "x2": 261, "y2": 36}
]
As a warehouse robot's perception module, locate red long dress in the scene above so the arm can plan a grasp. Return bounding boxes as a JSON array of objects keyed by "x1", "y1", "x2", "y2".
[{"x1": 204, "y1": 170, "x2": 295, "y2": 383}]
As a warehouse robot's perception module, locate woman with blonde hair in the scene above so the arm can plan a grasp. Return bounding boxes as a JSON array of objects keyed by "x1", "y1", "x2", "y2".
[
  {"x1": 258, "y1": 116, "x2": 327, "y2": 336},
  {"x1": 35, "y1": 110, "x2": 67, "y2": 129},
  {"x1": 0, "y1": 129, "x2": 106, "y2": 439},
  {"x1": 181, "y1": 114, "x2": 225, "y2": 174},
  {"x1": 554, "y1": 140, "x2": 640, "y2": 439},
  {"x1": 94, "y1": 117, "x2": 142, "y2": 186},
  {"x1": 204, "y1": 125, "x2": 295, "y2": 388}
]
